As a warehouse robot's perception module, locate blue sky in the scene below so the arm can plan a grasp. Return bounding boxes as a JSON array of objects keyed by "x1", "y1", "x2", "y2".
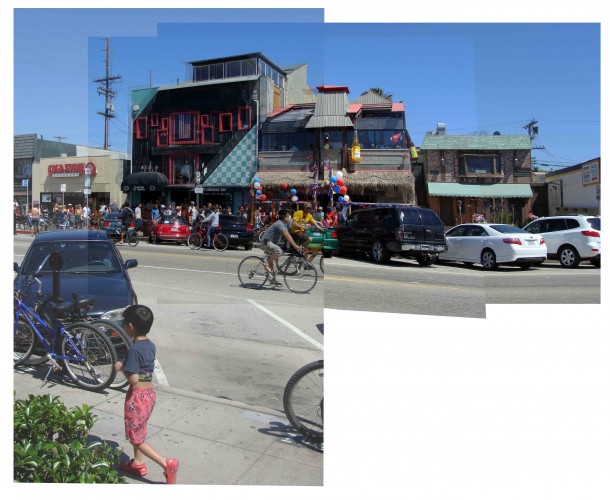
[{"x1": 11, "y1": 9, "x2": 601, "y2": 169}]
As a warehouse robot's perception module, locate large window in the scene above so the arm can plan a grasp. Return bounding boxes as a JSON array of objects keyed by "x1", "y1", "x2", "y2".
[
  {"x1": 193, "y1": 57, "x2": 268, "y2": 82},
  {"x1": 347, "y1": 129, "x2": 405, "y2": 149},
  {"x1": 261, "y1": 132, "x2": 314, "y2": 151},
  {"x1": 169, "y1": 112, "x2": 200, "y2": 145},
  {"x1": 459, "y1": 154, "x2": 503, "y2": 176}
]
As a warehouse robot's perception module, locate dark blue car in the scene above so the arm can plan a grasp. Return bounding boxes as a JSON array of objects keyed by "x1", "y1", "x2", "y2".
[{"x1": 14, "y1": 230, "x2": 138, "y2": 323}]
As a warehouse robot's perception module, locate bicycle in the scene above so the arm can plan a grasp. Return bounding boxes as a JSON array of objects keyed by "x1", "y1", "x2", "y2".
[
  {"x1": 279, "y1": 242, "x2": 324, "y2": 275},
  {"x1": 283, "y1": 359, "x2": 323, "y2": 443},
  {"x1": 14, "y1": 284, "x2": 117, "y2": 391},
  {"x1": 187, "y1": 221, "x2": 229, "y2": 251},
  {"x1": 237, "y1": 248, "x2": 318, "y2": 294}
]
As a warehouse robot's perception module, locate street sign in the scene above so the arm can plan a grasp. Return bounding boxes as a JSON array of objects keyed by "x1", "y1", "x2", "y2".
[
  {"x1": 194, "y1": 187, "x2": 203, "y2": 194},
  {"x1": 22, "y1": 179, "x2": 28, "y2": 187},
  {"x1": 60, "y1": 184, "x2": 66, "y2": 192},
  {"x1": 84, "y1": 188, "x2": 91, "y2": 195}
]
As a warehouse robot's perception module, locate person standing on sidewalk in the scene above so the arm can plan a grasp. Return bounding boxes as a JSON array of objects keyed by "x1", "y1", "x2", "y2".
[
  {"x1": 114, "y1": 305, "x2": 180, "y2": 484},
  {"x1": 134, "y1": 203, "x2": 143, "y2": 232},
  {"x1": 29, "y1": 203, "x2": 40, "y2": 236}
]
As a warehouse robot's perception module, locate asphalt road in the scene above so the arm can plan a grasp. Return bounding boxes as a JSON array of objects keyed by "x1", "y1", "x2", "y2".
[
  {"x1": 13, "y1": 235, "x2": 324, "y2": 413},
  {"x1": 323, "y1": 253, "x2": 601, "y2": 318}
]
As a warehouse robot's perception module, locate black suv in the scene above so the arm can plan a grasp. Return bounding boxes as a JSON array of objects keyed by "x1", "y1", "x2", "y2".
[
  {"x1": 335, "y1": 205, "x2": 447, "y2": 265},
  {"x1": 218, "y1": 215, "x2": 254, "y2": 250}
]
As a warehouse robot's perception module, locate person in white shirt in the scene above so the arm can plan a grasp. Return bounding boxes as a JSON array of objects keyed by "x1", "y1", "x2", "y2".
[
  {"x1": 202, "y1": 208, "x2": 220, "y2": 248},
  {"x1": 134, "y1": 203, "x2": 142, "y2": 231}
]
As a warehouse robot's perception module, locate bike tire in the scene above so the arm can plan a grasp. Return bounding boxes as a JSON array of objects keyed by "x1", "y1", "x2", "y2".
[
  {"x1": 188, "y1": 233, "x2": 202, "y2": 250},
  {"x1": 61, "y1": 323, "x2": 117, "y2": 391},
  {"x1": 127, "y1": 231, "x2": 139, "y2": 247},
  {"x1": 277, "y1": 254, "x2": 297, "y2": 276},
  {"x1": 320, "y1": 256, "x2": 324, "y2": 274},
  {"x1": 213, "y1": 233, "x2": 229, "y2": 251},
  {"x1": 283, "y1": 360, "x2": 324, "y2": 443},
  {"x1": 237, "y1": 256, "x2": 269, "y2": 289},
  {"x1": 283, "y1": 260, "x2": 318, "y2": 294},
  {"x1": 89, "y1": 320, "x2": 132, "y2": 390},
  {"x1": 14, "y1": 317, "x2": 36, "y2": 367}
]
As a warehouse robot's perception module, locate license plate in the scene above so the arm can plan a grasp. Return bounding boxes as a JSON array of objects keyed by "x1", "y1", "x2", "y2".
[
  {"x1": 171, "y1": 228, "x2": 178, "y2": 232},
  {"x1": 420, "y1": 245, "x2": 431, "y2": 250},
  {"x1": 526, "y1": 240, "x2": 536, "y2": 246},
  {"x1": 312, "y1": 232, "x2": 321, "y2": 236},
  {"x1": 230, "y1": 234, "x2": 238, "y2": 238}
]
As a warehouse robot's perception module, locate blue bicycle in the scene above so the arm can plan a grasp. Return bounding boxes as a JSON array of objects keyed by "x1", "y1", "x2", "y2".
[{"x1": 14, "y1": 258, "x2": 117, "y2": 391}]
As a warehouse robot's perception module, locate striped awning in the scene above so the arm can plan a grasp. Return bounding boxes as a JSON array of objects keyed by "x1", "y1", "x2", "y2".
[{"x1": 427, "y1": 182, "x2": 533, "y2": 198}]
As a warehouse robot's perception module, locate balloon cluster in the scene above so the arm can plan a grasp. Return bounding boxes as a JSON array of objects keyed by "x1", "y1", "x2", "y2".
[
  {"x1": 253, "y1": 177, "x2": 267, "y2": 202},
  {"x1": 329, "y1": 171, "x2": 349, "y2": 203},
  {"x1": 279, "y1": 182, "x2": 299, "y2": 202}
]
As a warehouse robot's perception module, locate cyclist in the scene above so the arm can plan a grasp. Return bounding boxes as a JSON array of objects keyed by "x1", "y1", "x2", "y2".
[
  {"x1": 289, "y1": 203, "x2": 326, "y2": 247},
  {"x1": 201, "y1": 206, "x2": 220, "y2": 248},
  {"x1": 260, "y1": 209, "x2": 304, "y2": 286},
  {"x1": 118, "y1": 203, "x2": 135, "y2": 245}
]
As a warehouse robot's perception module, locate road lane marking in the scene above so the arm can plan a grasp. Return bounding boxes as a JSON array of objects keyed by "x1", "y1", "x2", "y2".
[
  {"x1": 247, "y1": 299, "x2": 324, "y2": 351},
  {"x1": 138, "y1": 264, "x2": 235, "y2": 276}
]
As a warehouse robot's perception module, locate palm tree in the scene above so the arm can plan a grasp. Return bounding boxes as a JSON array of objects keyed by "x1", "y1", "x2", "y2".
[{"x1": 361, "y1": 87, "x2": 393, "y2": 100}]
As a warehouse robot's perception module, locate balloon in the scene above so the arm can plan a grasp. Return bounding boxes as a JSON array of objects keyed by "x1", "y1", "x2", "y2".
[
  {"x1": 336, "y1": 171, "x2": 344, "y2": 179},
  {"x1": 280, "y1": 182, "x2": 288, "y2": 190},
  {"x1": 259, "y1": 194, "x2": 267, "y2": 201},
  {"x1": 291, "y1": 195, "x2": 298, "y2": 202},
  {"x1": 336, "y1": 178, "x2": 344, "y2": 186},
  {"x1": 256, "y1": 189, "x2": 262, "y2": 196},
  {"x1": 338, "y1": 196, "x2": 344, "y2": 202},
  {"x1": 333, "y1": 185, "x2": 341, "y2": 194},
  {"x1": 330, "y1": 175, "x2": 338, "y2": 184},
  {"x1": 343, "y1": 195, "x2": 350, "y2": 202},
  {"x1": 253, "y1": 177, "x2": 260, "y2": 184},
  {"x1": 253, "y1": 182, "x2": 261, "y2": 189},
  {"x1": 290, "y1": 188, "x2": 297, "y2": 195},
  {"x1": 339, "y1": 186, "x2": 347, "y2": 195}
]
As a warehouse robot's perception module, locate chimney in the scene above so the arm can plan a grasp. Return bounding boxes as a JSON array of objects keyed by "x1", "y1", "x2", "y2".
[{"x1": 436, "y1": 123, "x2": 446, "y2": 135}]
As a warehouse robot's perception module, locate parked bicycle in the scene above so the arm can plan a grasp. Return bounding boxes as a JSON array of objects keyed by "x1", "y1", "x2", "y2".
[
  {"x1": 237, "y1": 247, "x2": 318, "y2": 294},
  {"x1": 283, "y1": 359, "x2": 323, "y2": 443},
  {"x1": 187, "y1": 220, "x2": 229, "y2": 251},
  {"x1": 14, "y1": 257, "x2": 117, "y2": 391}
]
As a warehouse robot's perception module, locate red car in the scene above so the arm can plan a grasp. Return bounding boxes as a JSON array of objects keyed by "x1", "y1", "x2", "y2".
[{"x1": 148, "y1": 215, "x2": 190, "y2": 244}]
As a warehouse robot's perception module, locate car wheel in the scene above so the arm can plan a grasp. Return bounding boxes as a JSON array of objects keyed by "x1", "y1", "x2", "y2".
[
  {"x1": 323, "y1": 249, "x2": 333, "y2": 258},
  {"x1": 371, "y1": 240, "x2": 391, "y2": 264},
  {"x1": 519, "y1": 263, "x2": 532, "y2": 270},
  {"x1": 416, "y1": 254, "x2": 434, "y2": 266},
  {"x1": 481, "y1": 249, "x2": 497, "y2": 270},
  {"x1": 558, "y1": 245, "x2": 581, "y2": 268},
  {"x1": 590, "y1": 256, "x2": 601, "y2": 268},
  {"x1": 244, "y1": 243, "x2": 253, "y2": 251}
]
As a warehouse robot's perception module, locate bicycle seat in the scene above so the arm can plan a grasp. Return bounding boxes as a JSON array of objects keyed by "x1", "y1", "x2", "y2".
[{"x1": 46, "y1": 295, "x2": 96, "y2": 316}]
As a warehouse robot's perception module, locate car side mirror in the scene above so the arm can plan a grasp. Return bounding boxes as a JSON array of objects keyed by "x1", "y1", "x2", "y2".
[
  {"x1": 14, "y1": 262, "x2": 20, "y2": 273},
  {"x1": 124, "y1": 259, "x2": 138, "y2": 270}
]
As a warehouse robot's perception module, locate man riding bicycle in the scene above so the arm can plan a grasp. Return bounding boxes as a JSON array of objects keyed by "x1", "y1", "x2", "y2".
[
  {"x1": 289, "y1": 203, "x2": 326, "y2": 247},
  {"x1": 260, "y1": 209, "x2": 304, "y2": 286}
]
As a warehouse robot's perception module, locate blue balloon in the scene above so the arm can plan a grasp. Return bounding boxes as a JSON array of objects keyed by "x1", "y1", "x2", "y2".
[
  {"x1": 333, "y1": 185, "x2": 341, "y2": 193},
  {"x1": 330, "y1": 176, "x2": 338, "y2": 184},
  {"x1": 290, "y1": 188, "x2": 297, "y2": 195},
  {"x1": 256, "y1": 189, "x2": 262, "y2": 195},
  {"x1": 253, "y1": 177, "x2": 260, "y2": 184},
  {"x1": 338, "y1": 196, "x2": 344, "y2": 202}
]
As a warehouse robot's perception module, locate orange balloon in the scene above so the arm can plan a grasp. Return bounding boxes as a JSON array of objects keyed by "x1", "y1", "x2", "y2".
[{"x1": 336, "y1": 178, "x2": 344, "y2": 186}]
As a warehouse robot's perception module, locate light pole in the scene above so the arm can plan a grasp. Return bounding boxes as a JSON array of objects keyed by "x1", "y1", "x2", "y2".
[{"x1": 251, "y1": 88, "x2": 260, "y2": 225}]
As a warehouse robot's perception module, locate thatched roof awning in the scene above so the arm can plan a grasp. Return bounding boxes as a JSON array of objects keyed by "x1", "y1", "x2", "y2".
[
  {"x1": 253, "y1": 171, "x2": 315, "y2": 189},
  {"x1": 340, "y1": 170, "x2": 415, "y2": 197}
]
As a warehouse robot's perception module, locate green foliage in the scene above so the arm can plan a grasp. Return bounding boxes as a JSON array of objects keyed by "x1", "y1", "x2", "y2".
[{"x1": 14, "y1": 393, "x2": 125, "y2": 483}]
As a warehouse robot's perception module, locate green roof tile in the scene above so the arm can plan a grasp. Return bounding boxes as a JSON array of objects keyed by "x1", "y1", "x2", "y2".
[{"x1": 421, "y1": 134, "x2": 531, "y2": 150}]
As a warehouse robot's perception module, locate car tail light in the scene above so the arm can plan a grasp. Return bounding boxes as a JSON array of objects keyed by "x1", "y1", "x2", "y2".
[
  {"x1": 245, "y1": 224, "x2": 253, "y2": 231},
  {"x1": 581, "y1": 230, "x2": 600, "y2": 237},
  {"x1": 540, "y1": 237, "x2": 545, "y2": 246},
  {"x1": 503, "y1": 238, "x2": 522, "y2": 245},
  {"x1": 395, "y1": 228, "x2": 403, "y2": 241},
  {"x1": 217, "y1": 224, "x2": 222, "y2": 231},
  {"x1": 103, "y1": 221, "x2": 110, "y2": 227},
  {"x1": 330, "y1": 231, "x2": 337, "y2": 239}
]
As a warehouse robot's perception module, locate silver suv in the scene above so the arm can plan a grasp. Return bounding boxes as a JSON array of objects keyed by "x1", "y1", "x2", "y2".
[{"x1": 522, "y1": 215, "x2": 601, "y2": 268}]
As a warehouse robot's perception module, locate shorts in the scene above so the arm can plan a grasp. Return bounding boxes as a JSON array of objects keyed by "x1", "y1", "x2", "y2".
[
  {"x1": 290, "y1": 231, "x2": 309, "y2": 246},
  {"x1": 124, "y1": 386, "x2": 156, "y2": 445},
  {"x1": 260, "y1": 239, "x2": 284, "y2": 256}
]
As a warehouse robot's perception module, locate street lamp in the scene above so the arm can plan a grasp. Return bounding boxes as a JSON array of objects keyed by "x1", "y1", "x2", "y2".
[{"x1": 250, "y1": 89, "x2": 260, "y2": 225}]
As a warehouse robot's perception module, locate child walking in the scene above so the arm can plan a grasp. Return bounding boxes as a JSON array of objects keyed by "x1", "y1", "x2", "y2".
[{"x1": 114, "y1": 305, "x2": 179, "y2": 484}]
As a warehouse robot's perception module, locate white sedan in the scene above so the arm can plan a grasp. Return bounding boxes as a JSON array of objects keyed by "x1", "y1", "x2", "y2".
[{"x1": 437, "y1": 223, "x2": 546, "y2": 270}]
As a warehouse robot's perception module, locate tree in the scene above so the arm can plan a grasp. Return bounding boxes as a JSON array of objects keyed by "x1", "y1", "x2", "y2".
[{"x1": 361, "y1": 87, "x2": 393, "y2": 100}]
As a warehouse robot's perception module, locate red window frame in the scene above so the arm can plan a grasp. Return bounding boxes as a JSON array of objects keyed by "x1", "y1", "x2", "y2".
[
  {"x1": 201, "y1": 126, "x2": 214, "y2": 144},
  {"x1": 200, "y1": 114, "x2": 210, "y2": 126},
  {"x1": 161, "y1": 117, "x2": 169, "y2": 130},
  {"x1": 169, "y1": 111, "x2": 200, "y2": 145},
  {"x1": 219, "y1": 112, "x2": 232, "y2": 133},
  {"x1": 135, "y1": 117, "x2": 148, "y2": 139},
  {"x1": 237, "y1": 106, "x2": 252, "y2": 130},
  {"x1": 151, "y1": 113, "x2": 159, "y2": 127},
  {"x1": 168, "y1": 155, "x2": 199, "y2": 184},
  {"x1": 157, "y1": 129, "x2": 169, "y2": 147}
]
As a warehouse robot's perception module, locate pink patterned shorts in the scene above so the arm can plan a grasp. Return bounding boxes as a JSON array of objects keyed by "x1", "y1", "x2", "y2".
[{"x1": 124, "y1": 386, "x2": 156, "y2": 445}]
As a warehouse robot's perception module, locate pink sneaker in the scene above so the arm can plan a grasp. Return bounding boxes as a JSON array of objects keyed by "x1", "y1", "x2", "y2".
[
  {"x1": 120, "y1": 458, "x2": 147, "y2": 476},
  {"x1": 164, "y1": 458, "x2": 179, "y2": 484}
]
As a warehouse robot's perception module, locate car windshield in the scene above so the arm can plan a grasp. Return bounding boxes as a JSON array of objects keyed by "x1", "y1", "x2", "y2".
[
  {"x1": 488, "y1": 224, "x2": 527, "y2": 234},
  {"x1": 587, "y1": 217, "x2": 601, "y2": 231},
  {"x1": 20, "y1": 241, "x2": 122, "y2": 274},
  {"x1": 160, "y1": 216, "x2": 185, "y2": 224}
]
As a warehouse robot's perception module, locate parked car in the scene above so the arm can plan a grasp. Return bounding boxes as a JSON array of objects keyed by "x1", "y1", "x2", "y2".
[
  {"x1": 306, "y1": 227, "x2": 339, "y2": 257},
  {"x1": 99, "y1": 212, "x2": 123, "y2": 237},
  {"x1": 522, "y1": 215, "x2": 601, "y2": 268},
  {"x1": 335, "y1": 205, "x2": 447, "y2": 265},
  {"x1": 437, "y1": 223, "x2": 546, "y2": 270},
  {"x1": 14, "y1": 229, "x2": 138, "y2": 323},
  {"x1": 148, "y1": 215, "x2": 191, "y2": 244},
  {"x1": 218, "y1": 215, "x2": 254, "y2": 250}
]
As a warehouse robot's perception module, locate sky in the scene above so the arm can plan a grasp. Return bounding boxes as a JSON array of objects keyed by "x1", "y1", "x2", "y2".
[
  {"x1": 3, "y1": 2, "x2": 610, "y2": 499},
  {"x1": 11, "y1": 10, "x2": 601, "y2": 169}
]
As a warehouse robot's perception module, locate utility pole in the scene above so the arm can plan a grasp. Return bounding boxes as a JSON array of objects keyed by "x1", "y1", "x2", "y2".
[
  {"x1": 53, "y1": 135, "x2": 66, "y2": 142},
  {"x1": 93, "y1": 37, "x2": 122, "y2": 150}
]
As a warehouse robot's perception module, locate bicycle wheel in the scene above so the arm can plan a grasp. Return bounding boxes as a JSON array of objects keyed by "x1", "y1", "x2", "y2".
[
  {"x1": 89, "y1": 320, "x2": 132, "y2": 390},
  {"x1": 237, "y1": 256, "x2": 269, "y2": 289},
  {"x1": 213, "y1": 233, "x2": 229, "y2": 251},
  {"x1": 127, "y1": 231, "x2": 139, "y2": 247},
  {"x1": 320, "y1": 256, "x2": 324, "y2": 274},
  {"x1": 14, "y1": 318, "x2": 36, "y2": 367},
  {"x1": 188, "y1": 233, "x2": 202, "y2": 250},
  {"x1": 61, "y1": 323, "x2": 116, "y2": 391},
  {"x1": 283, "y1": 360, "x2": 324, "y2": 443},
  {"x1": 277, "y1": 254, "x2": 297, "y2": 276},
  {"x1": 283, "y1": 260, "x2": 318, "y2": 294}
]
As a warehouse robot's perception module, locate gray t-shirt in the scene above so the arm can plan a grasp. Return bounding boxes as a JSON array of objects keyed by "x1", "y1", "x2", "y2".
[
  {"x1": 263, "y1": 219, "x2": 288, "y2": 244},
  {"x1": 122, "y1": 338, "x2": 156, "y2": 382}
]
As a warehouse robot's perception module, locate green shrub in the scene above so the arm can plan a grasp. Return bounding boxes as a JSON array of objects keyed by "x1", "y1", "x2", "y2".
[{"x1": 14, "y1": 393, "x2": 125, "y2": 483}]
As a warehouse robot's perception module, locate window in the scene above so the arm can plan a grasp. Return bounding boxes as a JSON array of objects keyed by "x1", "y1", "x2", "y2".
[
  {"x1": 447, "y1": 226, "x2": 467, "y2": 237},
  {"x1": 157, "y1": 129, "x2": 169, "y2": 147},
  {"x1": 237, "y1": 107, "x2": 251, "y2": 130},
  {"x1": 161, "y1": 117, "x2": 168, "y2": 130},
  {"x1": 460, "y1": 154, "x2": 503, "y2": 176},
  {"x1": 564, "y1": 218, "x2": 580, "y2": 230},
  {"x1": 135, "y1": 117, "x2": 147, "y2": 139},
  {"x1": 219, "y1": 113, "x2": 232, "y2": 132},
  {"x1": 169, "y1": 112, "x2": 200, "y2": 144},
  {"x1": 150, "y1": 113, "x2": 159, "y2": 127}
]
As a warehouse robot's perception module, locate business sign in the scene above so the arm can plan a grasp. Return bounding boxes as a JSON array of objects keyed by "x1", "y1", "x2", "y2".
[
  {"x1": 582, "y1": 161, "x2": 600, "y2": 186},
  {"x1": 48, "y1": 162, "x2": 97, "y2": 177},
  {"x1": 22, "y1": 179, "x2": 28, "y2": 187},
  {"x1": 203, "y1": 187, "x2": 228, "y2": 192},
  {"x1": 60, "y1": 184, "x2": 66, "y2": 192}
]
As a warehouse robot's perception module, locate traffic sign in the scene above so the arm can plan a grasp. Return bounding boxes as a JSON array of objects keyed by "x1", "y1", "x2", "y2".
[
  {"x1": 84, "y1": 188, "x2": 91, "y2": 195},
  {"x1": 22, "y1": 179, "x2": 28, "y2": 187},
  {"x1": 60, "y1": 184, "x2": 66, "y2": 192}
]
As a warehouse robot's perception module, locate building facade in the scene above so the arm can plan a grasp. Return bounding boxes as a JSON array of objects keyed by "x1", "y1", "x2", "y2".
[
  {"x1": 545, "y1": 157, "x2": 601, "y2": 216},
  {"x1": 420, "y1": 125, "x2": 535, "y2": 227}
]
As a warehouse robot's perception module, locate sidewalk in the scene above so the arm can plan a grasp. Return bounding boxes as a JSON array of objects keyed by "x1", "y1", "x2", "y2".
[{"x1": 13, "y1": 365, "x2": 323, "y2": 485}]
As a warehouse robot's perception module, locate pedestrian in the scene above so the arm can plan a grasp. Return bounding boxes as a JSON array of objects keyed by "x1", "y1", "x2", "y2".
[
  {"x1": 30, "y1": 203, "x2": 40, "y2": 237},
  {"x1": 114, "y1": 305, "x2": 180, "y2": 484},
  {"x1": 14, "y1": 202, "x2": 19, "y2": 235},
  {"x1": 134, "y1": 203, "x2": 143, "y2": 232},
  {"x1": 82, "y1": 204, "x2": 91, "y2": 227},
  {"x1": 151, "y1": 204, "x2": 160, "y2": 221},
  {"x1": 201, "y1": 206, "x2": 220, "y2": 248}
]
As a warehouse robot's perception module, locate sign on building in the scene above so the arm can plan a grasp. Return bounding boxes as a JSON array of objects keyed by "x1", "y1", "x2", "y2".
[{"x1": 582, "y1": 160, "x2": 600, "y2": 185}]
